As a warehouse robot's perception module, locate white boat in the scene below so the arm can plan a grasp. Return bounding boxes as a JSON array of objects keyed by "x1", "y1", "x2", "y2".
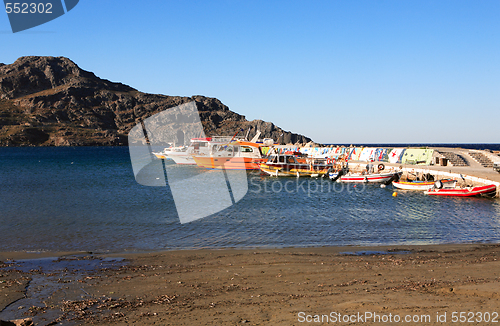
[
  {"x1": 165, "y1": 137, "x2": 233, "y2": 165},
  {"x1": 393, "y1": 179, "x2": 457, "y2": 191},
  {"x1": 153, "y1": 145, "x2": 186, "y2": 160},
  {"x1": 339, "y1": 171, "x2": 402, "y2": 183},
  {"x1": 329, "y1": 163, "x2": 402, "y2": 183}
]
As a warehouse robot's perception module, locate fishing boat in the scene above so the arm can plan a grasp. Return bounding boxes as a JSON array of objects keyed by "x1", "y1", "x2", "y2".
[
  {"x1": 260, "y1": 153, "x2": 333, "y2": 177},
  {"x1": 330, "y1": 163, "x2": 402, "y2": 183},
  {"x1": 192, "y1": 140, "x2": 267, "y2": 170},
  {"x1": 393, "y1": 179, "x2": 457, "y2": 191},
  {"x1": 339, "y1": 171, "x2": 402, "y2": 183},
  {"x1": 426, "y1": 184, "x2": 497, "y2": 197}
]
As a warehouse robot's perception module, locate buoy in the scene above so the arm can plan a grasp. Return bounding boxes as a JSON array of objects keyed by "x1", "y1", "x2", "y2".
[
  {"x1": 380, "y1": 184, "x2": 386, "y2": 188},
  {"x1": 392, "y1": 192, "x2": 398, "y2": 197}
]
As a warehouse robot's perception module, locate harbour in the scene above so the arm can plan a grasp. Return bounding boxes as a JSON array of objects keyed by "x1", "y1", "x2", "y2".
[
  {"x1": 148, "y1": 134, "x2": 500, "y2": 196},
  {"x1": 2, "y1": 1, "x2": 500, "y2": 323}
]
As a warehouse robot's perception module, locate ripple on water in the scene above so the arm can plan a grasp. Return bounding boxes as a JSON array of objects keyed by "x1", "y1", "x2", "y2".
[{"x1": 1, "y1": 147, "x2": 500, "y2": 251}]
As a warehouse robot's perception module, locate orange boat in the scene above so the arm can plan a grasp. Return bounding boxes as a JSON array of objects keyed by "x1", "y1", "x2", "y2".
[{"x1": 192, "y1": 140, "x2": 266, "y2": 170}]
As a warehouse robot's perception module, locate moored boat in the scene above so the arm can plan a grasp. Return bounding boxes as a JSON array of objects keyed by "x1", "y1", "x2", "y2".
[
  {"x1": 193, "y1": 140, "x2": 266, "y2": 170},
  {"x1": 330, "y1": 163, "x2": 402, "y2": 183},
  {"x1": 162, "y1": 137, "x2": 234, "y2": 165},
  {"x1": 260, "y1": 153, "x2": 333, "y2": 177},
  {"x1": 393, "y1": 179, "x2": 457, "y2": 191},
  {"x1": 426, "y1": 184, "x2": 497, "y2": 197},
  {"x1": 152, "y1": 145, "x2": 186, "y2": 160},
  {"x1": 340, "y1": 171, "x2": 402, "y2": 183}
]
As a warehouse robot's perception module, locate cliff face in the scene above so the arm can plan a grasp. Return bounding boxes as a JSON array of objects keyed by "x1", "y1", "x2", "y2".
[{"x1": 0, "y1": 56, "x2": 312, "y2": 146}]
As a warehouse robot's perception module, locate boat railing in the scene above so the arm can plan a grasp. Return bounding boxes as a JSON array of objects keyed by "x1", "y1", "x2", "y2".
[{"x1": 210, "y1": 136, "x2": 241, "y2": 143}]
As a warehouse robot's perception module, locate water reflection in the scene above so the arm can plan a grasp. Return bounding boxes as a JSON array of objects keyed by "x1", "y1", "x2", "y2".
[{"x1": 1, "y1": 147, "x2": 500, "y2": 252}]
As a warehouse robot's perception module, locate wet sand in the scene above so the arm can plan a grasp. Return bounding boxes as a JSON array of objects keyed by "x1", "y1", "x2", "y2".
[{"x1": 2, "y1": 244, "x2": 500, "y2": 325}]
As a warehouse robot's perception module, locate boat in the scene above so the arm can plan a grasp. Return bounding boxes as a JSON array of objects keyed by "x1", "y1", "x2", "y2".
[
  {"x1": 260, "y1": 153, "x2": 333, "y2": 177},
  {"x1": 161, "y1": 137, "x2": 233, "y2": 165},
  {"x1": 339, "y1": 171, "x2": 402, "y2": 183},
  {"x1": 192, "y1": 140, "x2": 267, "y2": 170},
  {"x1": 426, "y1": 184, "x2": 497, "y2": 197},
  {"x1": 393, "y1": 179, "x2": 457, "y2": 191},
  {"x1": 152, "y1": 145, "x2": 186, "y2": 159},
  {"x1": 166, "y1": 137, "x2": 212, "y2": 165},
  {"x1": 330, "y1": 163, "x2": 402, "y2": 183}
]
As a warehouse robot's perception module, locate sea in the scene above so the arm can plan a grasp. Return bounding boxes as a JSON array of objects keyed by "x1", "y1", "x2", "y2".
[{"x1": 1, "y1": 145, "x2": 500, "y2": 253}]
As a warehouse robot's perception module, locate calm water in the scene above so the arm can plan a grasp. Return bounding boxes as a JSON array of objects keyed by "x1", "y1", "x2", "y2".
[{"x1": 1, "y1": 146, "x2": 500, "y2": 253}]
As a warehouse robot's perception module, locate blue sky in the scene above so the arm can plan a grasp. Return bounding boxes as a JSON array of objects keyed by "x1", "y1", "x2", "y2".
[{"x1": 2, "y1": 1, "x2": 499, "y2": 144}]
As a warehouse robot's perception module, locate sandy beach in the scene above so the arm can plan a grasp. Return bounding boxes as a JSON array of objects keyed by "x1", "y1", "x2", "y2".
[{"x1": 2, "y1": 244, "x2": 500, "y2": 325}]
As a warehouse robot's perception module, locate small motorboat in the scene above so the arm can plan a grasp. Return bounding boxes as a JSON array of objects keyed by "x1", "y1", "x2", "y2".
[
  {"x1": 331, "y1": 163, "x2": 402, "y2": 183},
  {"x1": 426, "y1": 184, "x2": 497, "y2": 197},
  {"x1": 339, "y1": 171, "x2": 402, "y2": 183},
  {"x1": 393, "y1": 179, "x2": 456, "y2": 191},
  {"x1": 152, "y1": 145, "x2": 186, "y2": 160}
]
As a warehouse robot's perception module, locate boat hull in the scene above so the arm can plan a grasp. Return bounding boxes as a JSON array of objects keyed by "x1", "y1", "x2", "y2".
[
  {"x1": 393, "y1": 179, "x2": 456, "y2": 191},
  {"x1": 328, "y1": 172, "x2": 339, "y2": 179},
  {"x1": 168, "y1": 154, "x2": 197, "y2": 165},
  {"x1": 426, "y1": 184, "x2": 497, "y2": 197},
  {"x1": 260, "y1": 163, "x2": 330, "y2": 177},
  {"x1": 193, "y1": 156, "x2": 264, "y2": 170},
  {"x1": 340, "y1": 172, "x2": 401, "y2": 183},
  {"x1": 153, "y1": 153, "x2": 169, "y2": 160}
]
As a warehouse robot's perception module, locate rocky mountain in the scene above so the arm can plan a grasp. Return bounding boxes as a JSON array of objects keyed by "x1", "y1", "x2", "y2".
[{"x1": 0, "y1": 56, "x2": 312, "y2": 146}]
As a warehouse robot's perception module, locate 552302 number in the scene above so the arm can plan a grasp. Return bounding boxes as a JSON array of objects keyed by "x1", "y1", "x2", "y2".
[{"x1": 5, "y1": 3, "x2": 53, "y2": 14}]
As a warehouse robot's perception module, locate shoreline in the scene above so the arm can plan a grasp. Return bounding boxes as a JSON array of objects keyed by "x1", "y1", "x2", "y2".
[
  {"x1": 2, "y1": 243, "x2": 500, "y2": 325},
  {"x1": 2, "y1": 241, "x2": 500, "y2": 261}
]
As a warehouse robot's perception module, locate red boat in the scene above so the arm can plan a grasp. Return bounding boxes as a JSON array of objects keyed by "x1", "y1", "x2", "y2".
[{"x1": 426, "y1": 184, "x2": 497, "y2": 197}]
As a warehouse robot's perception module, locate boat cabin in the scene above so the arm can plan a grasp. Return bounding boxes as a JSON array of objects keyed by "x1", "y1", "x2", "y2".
[
  {"x1": 266, "y1": 154, "x2": 299, "y2": 164},
  {"x1": 209, "y1": 141, "x2": 264, "y2": 159},
  {"x1": 494, "y1": 162, "x2": 500, "y2": 173}
]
